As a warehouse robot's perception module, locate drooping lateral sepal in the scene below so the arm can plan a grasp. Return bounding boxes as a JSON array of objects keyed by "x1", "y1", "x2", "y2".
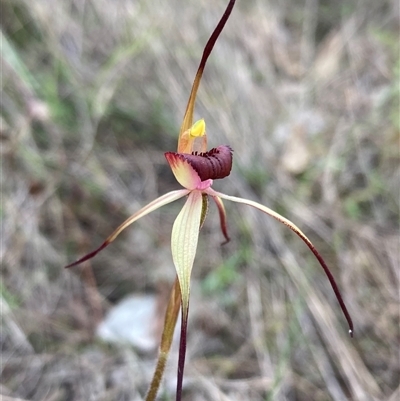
[
  {"x1": 205, "y1": 187, "x2": 354, "y2": 337},
  {"x1": 65, "y1": 189, "x2": 190, "y2": 268}
]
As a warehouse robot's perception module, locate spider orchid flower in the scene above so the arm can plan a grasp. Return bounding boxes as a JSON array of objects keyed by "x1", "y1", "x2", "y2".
[{"x1": 66, "y1": 1, "x2": 353, "y2": 399}]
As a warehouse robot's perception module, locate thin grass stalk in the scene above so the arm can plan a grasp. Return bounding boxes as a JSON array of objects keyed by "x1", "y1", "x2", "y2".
[{"x1": 146, "y1": 278, "x2": 181, "y2": 401}]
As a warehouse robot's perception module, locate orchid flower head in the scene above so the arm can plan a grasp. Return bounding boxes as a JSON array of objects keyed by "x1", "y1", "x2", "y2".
[{"x1": 65, "y1": 1, "x2": 353, "y2": 399}]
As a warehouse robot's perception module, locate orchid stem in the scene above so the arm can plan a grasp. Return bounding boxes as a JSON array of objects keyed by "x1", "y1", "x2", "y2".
[{"x1": 176, "y1": 303, "x2": 189, "y2": 401}]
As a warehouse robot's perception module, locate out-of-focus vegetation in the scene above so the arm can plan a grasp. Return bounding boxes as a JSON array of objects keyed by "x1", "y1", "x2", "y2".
[{"x1": 1, "y1": 0, "x2": 399, "y2": 400}]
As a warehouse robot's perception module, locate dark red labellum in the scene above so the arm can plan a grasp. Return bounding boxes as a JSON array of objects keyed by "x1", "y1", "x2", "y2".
[{"x1": 169, "y1": 145, "x2": 233, "y2": 182}]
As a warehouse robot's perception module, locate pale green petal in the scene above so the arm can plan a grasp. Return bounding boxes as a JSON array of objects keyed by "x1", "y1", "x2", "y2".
[{"x1": 171, "y1": 190, "x2": 203, "y2": 312}]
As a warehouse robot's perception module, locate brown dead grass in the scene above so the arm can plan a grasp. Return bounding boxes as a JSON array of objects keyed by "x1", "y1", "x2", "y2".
[{"x1": 1, "y1": 0, "x2": 399, "y2": 400}]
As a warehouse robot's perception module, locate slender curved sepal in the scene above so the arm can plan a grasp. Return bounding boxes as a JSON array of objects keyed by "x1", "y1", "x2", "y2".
[
  {"x1": 206, "y1": 188, "x2": 354, "y2": 337},
  {"x1": 65, "y1": 189, "x2": 189, "y2": 268},
  {"x1": 146, "y1": 278, "x2": 181, "y2": 401},
  {"x1": 177, "y1": 0, "x2": 236, "y2": 153}
]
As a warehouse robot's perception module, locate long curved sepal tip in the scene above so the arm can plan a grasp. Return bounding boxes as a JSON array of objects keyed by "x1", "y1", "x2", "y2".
[
  {"x1": 65, "y1": 241, "x2": 109, "y2": 268},
  {"x1": 206, "y1": 188, "x2": 354, "y2": 337},
  {"x1": 65, "y1": 189, "x2": 190, "y2": 269}
]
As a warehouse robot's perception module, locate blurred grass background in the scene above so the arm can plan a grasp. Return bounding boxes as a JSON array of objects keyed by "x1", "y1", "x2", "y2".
[{"x1": 1, "y1": 0, "x2": 399, "y2": 400}]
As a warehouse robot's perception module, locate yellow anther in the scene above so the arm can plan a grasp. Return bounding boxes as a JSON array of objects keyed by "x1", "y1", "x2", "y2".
[{"x1": 190, "y1": 119, "x2": 206, "y2": 138}]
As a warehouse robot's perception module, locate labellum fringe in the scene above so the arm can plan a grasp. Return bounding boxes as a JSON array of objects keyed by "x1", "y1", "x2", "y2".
[{"x1": 166, "y1": 145, "x2": 233, "y2": 182}]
